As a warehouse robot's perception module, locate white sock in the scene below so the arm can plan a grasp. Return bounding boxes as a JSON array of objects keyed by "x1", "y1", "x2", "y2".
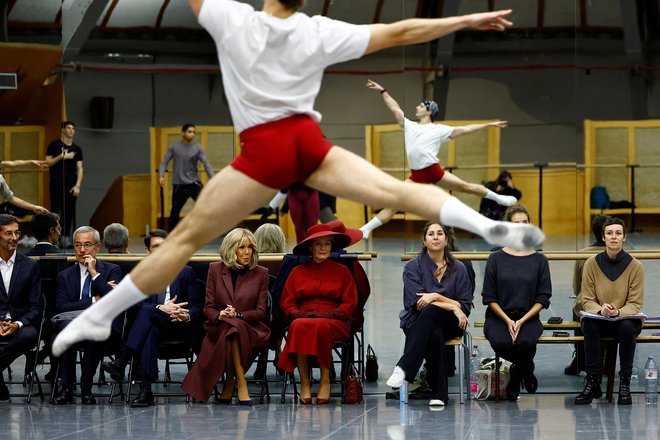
[
  {"x1": 51, "y1": 274, "x2": 148, "y2": 357},
  {"x1": 485, "y1": 189, "x2": 518, "y2": 207},
  {"x1": 268, "y1": 191, "x2": 287, "y2": 210},
  {"x1": 359, "y1": 217, "x2": 383, "y2": 240},
  {"x1": 439, "y1": 196, "x2": 544, "y2": 249}
]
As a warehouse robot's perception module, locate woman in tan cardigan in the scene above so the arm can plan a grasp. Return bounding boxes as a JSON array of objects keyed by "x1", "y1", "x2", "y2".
[{"x1": 575, "y1": 217, "x2": 644, "y2": 406}]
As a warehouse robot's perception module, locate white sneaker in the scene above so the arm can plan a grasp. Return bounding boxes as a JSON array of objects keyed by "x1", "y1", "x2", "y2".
[
  {"x1": 429, "y1": 399, "x2": 445, "y2": 407},
  {"x1": 386, "y1": 366, "x2": 406, "y2": 388}
]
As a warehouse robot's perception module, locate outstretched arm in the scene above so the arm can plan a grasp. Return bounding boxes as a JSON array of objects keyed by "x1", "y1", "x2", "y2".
[
  {"x1": 367, "y1": 79, "x2": 405, "y2": 127},
  {"x1": 8, "y1": 196, "x2": 47, "y2": 213},
  {"x1": 451, "y1": 120, "x2": 508, "y2": 139},
  {"x1": 1, "y1": 160, "x2": 48, "y2": 169},
  {"x1": 188, "y1": 0, "x2": 204, "y2": 16},
  {"x1": 366, "y1": 10, "x2": 513, "y2": 55}
]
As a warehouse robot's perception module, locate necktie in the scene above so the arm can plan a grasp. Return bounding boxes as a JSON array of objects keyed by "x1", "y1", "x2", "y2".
[
  {"x1": 156, "y1": 290, "x2": 167, "y2": 305},
  {"x1": 81, "y1": 274, "x2": 91, "y2": 299}
]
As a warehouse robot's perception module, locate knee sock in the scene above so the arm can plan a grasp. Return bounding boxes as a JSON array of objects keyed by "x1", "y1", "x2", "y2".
[
  {"x1": 439, "y1": 196, "x2": 544, "y2": 250},
  {"x1": 52, "y1": 275, "x2": 148, "y2": 357},
  {"x1": 359, "y1": 217, "x2": 383, "y2": 239},
  {"x1": 485, "y1": 189, "x2": 518, "y2": 207}
]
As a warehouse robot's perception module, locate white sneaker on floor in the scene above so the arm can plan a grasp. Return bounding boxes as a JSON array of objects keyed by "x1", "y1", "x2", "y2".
[
  {"x1": 429, "y1": 399, "x2": 445, "y2": 407},
  {"x1": 386, "y1": 366, "x2": 406, "y2": 388}
]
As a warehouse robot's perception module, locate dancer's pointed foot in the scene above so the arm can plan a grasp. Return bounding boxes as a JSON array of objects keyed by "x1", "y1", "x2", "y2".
[
  {"x1": 485, "y1": 222, "x2": 545, "y2": 250},
  {"x1": 52, "y1": 310, "x2": 111, "y2": 357}
]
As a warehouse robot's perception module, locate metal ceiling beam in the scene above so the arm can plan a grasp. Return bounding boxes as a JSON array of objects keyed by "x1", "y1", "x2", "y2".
[{"x1": 61, "y1": 0, "x2": 111, "y2": 63}]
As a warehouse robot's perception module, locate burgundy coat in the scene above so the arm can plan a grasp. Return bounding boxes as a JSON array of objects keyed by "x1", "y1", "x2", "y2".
[{"x1": 182, "y1": 262, "x2": 270, "y2": 402}]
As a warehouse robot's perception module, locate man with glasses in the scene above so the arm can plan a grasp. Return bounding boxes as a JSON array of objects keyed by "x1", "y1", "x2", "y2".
[
  {"x1": 359, "y1": 79, "x2": 515, "y2": 239},
  {"x1": 0, "y1": 214, "x2": 43, "y2": 400},
  {"x1": 52, "y1": 226, "x2": 121, "y2": 405}
]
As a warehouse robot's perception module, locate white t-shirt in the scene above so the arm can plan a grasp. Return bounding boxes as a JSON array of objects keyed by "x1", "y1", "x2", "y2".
[
  {"x1": 403, "y1": 118, "x2": 455, "y2": 170},
  {"x1": 199, "y1": 0, "x2": 371, "y2": 133}
]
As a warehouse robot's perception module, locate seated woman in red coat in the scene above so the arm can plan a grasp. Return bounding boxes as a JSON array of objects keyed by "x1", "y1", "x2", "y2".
[
  {"x1": 182, "y1": 228, "x2": 270, "y2": 405},
  {"x1": 277, "y1": 224, "x2": 358, "y2": 404}
]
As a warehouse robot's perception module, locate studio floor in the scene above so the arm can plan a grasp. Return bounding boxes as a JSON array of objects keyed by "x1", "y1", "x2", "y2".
[{"x1": 3, "y1": 230, "x2": 660, "y2": 439}]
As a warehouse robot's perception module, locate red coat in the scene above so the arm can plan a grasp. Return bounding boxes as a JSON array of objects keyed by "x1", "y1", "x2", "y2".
[
  {"x1": 277, "y1": 259, "x2": 357, "y2": 371},
  {"x1": 182, "y1": 262, "x2": 270, "y2": 402}
]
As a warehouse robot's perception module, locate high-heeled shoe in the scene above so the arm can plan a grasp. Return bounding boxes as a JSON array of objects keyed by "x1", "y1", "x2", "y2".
[
  {"x1": 299, "y1": 397, "x2": 312, "y2": 405},
  {"x1": 316, "y1": 398, "x2": 330, "y2": 405},
  {"x1": 238, "y1": 399, "x2": 253, "y2": 406}
]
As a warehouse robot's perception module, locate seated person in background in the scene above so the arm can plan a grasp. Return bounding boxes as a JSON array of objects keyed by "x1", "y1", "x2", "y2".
[
  {"x1": 386, "y1": 222, "x2": 472, "y2": 407},
  {"x1": 564, "y1": 214, "x2": 610, "y2": 376},
  {"x1": 0, "y1": 214, "x2": 43, "y2": 401},
  {"x1": 103, "y1": 223, "x2": 129, "y2": 254},
  {"x1": 26, "y1": 212, "x2": 63, "y2": 381},
  {"x1": 52, "y1": 226, "x2": 121, "y2": 405},
  {"x1": 254, "y1": 222, "x2": 287, "y2": 378},
  {"x1": 277, "y1": 224, "x2": 357, "y2": 405},
  {"x1": 182, "y1": 228, "x2": 269, "y2": 405},
  {"x1": 481, "y1": 205, "x2": 551, "y2": 401},
  {"x1": 479, "y1": 170, "x2": 522, "y2": 221},
  {"x1": 102, "y1": 228, "x2": 202, "y2": 407},
  {"x1": 575, "y1": 217, "x2": 643, "y2": 406}
]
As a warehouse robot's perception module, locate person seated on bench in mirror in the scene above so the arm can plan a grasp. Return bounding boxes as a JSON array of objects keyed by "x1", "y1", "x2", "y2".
[
  {"x1": 481, "y1": 204, "x2": 552, "y2": 401},
  {"x1": 575, "y1": 217, "x2": 644, "y2": 406},
  {"x1": 386, "y1": 222, "x2": 473, "y2": 407}
]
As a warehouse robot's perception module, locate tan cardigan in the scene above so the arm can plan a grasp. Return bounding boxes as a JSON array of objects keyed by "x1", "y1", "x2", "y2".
[{"x1": 580, "y1": 254, "x2": 644, "y2": 316}]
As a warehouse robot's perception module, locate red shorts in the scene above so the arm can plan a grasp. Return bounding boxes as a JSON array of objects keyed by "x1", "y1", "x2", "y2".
[
  {"x1": 409, "y1": 163, "x2": 445, "y2": 184},
  {"x1": 231, "y1": 115, "x2": 333, "y2": 189}
]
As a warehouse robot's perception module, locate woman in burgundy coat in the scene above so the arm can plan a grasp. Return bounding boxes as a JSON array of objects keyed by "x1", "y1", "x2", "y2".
[
  {"x1": 182, "y1": 228, "x2": 269, "y2": 405},
  {"x1": 277, "y1": 224, "x2": 358, "y2": 405}
]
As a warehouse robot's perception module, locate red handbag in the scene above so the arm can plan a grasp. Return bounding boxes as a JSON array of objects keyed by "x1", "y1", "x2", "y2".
[{"x1": 342, "y1": 363, "x2": 363, "y2": 404}]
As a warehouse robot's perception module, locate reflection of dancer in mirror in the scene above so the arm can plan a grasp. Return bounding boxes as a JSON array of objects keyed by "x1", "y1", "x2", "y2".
[
  {"x1": 359, "y1": 79, "x2": 515, "y2": 239},
  {"x1": 53, "y1": 0, "x2": 544, "y2": 357}
]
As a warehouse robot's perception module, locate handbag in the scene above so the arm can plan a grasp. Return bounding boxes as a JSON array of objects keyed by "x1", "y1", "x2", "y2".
[
  {"x1": 365, "y1": 344, "x2": 379, "y2": 382},
  {"x1": 476, "y1": 357, "x2": 511, "y2": 400},
  {"x1": 342, "y1": 363, "x2": 363, "y2": 404}
]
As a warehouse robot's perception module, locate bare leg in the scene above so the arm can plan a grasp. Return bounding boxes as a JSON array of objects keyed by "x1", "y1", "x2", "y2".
[
  {"x1": 230, "y1": 338, "x2": 250, "y2": 402},
  {"x1": 317, "y1": 366, "x2": 331, "y2": 400},
  {"x1": 306, "y1": 147, "x2": 542, "y2": 248},
  {"x1": 297, "y1": 355, "x2": 312, "y2": 401},
  {"x1": 439, "y1": 172, "x2": 517, "y2": 206},
  {"x1": 437, "y1": 172, "x2": 488, "y2": 197},
  {"x1": 51, "y1": 167, "x2": 276, "y2": 356}
]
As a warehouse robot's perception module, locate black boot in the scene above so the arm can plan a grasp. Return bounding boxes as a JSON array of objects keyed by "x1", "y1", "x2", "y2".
[
  {"x1": 506, "y1": 364, "x2": 521, "y2": 401},
  {"x1": 617, "y1": 373, "x2": 632, "y2": 405},
  {"x1": 131, "y1": 381, "x2": 155, "y2": 407},
  {"x1": 522, "y1": 362, "x2": 538, "y2": 394},
  {"x1": 575, "y1": 374, "x2": 602, "y2": 405}
]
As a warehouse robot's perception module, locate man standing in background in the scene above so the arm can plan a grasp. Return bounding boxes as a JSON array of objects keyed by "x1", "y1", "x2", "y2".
[
  {"x1": 158, "y1": 123, "x2": 214, "y2": 231},
  {"x1": 45, "y1": 121, "x2": 84, "y2": 248}
]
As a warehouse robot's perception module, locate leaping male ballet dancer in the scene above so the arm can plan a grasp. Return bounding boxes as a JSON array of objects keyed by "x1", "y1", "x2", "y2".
[
  {"x1": 359, "y1": 79, "x2": 516, "y2": 239},
  {"x1": 53, "y1": 0, "x2": 543, "y2": 356}
]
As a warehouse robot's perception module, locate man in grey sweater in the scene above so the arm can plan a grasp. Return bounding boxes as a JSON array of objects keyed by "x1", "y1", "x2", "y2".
[{"x1": 158, "y1": 123, "x2": 215, "y2": 231}]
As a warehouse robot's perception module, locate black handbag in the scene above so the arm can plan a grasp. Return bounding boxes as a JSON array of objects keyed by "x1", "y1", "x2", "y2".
[{"x1": 365, "y1": 344, "x2": 379, "y2": 382}]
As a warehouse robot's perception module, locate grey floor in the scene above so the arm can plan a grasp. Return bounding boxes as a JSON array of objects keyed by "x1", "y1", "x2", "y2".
[{"x1": 3, "y1": 230, "x2": 660, "y2": 439}]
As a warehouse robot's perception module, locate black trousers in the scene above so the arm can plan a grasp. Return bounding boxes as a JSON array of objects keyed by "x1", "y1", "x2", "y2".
[
  {"x1": 582, "y1": 318, "x2": 642, "y2": 376},
  {"x1": 168, "y1": 183, "x2": 202, "y2": 231},
  {"x1": 484, "y1": 315, "x2": 542, "y2": 369},
  {"x1": 0, "y1": 325, "x2": 38, "y2": 376},
  {"x1": 397, "y1": 307, "x2": 463, "y2": 401},
  {"x1": 50, "y1": 187, "x2": 77, "y2": 238}
]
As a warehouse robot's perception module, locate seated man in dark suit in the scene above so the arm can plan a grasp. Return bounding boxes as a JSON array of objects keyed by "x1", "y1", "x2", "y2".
[
  {"x1": 25, "y1": 212, "x2": 63, "y2": 381},
  {"x1": 102, "y1": 229, "x2": 202, "y2": 407},
  {"x1": 52, "y1": 226, "x2": 121, "y2": 405},
  {"x1": 0, "y1": 214, "x2": 43, "y2": 400}
]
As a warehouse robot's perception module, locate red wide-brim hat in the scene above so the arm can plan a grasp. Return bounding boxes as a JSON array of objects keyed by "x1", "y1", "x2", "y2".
[
  {"x1": 325, "y1": 220, "x2": 362, "y2": 247},
  {"x1": 292, "y1": 223, "x2": 352, "y2": 256}
]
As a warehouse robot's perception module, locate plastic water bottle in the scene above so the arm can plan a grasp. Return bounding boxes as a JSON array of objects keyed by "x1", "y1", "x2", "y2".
[
  {"x1": 472, "y1": 344, "x2": 481, "y2": 361},
  {"x1": 645, "y1": 355, "x2": 657, "y2": 404},
  {"x1": 399, "y1": 380, "x2": 408, "y2": 404},
  {"x1": 470, "y1": 353, "x2": 480, "y2": 398}
]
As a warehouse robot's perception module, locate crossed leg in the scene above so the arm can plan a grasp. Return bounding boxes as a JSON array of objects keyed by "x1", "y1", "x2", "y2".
[{"x1": 52, "y1": 145, "x2": 542, "y2": 356}]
